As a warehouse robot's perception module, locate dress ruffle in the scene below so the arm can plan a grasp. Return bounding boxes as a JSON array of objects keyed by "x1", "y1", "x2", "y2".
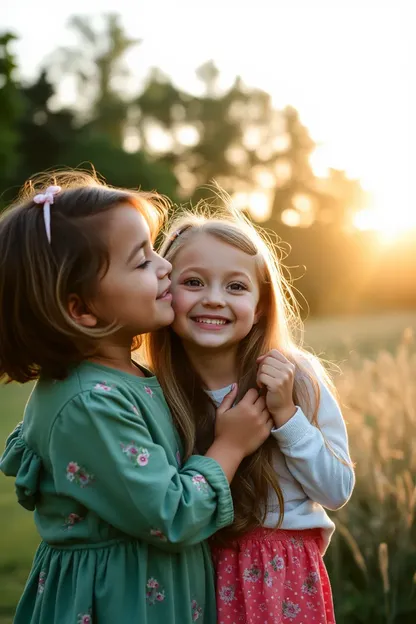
[{"x1": 0, "y1": 422, "x2": 42, "y2": 511}]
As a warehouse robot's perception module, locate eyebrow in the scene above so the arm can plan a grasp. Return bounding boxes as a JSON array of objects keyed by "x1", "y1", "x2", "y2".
[
  {"x1": 180, "y1": 267, "x2": 253, "y2": 283},
  {"x1": 126, "y1": 240, "x2": 147, "y2": 264}
]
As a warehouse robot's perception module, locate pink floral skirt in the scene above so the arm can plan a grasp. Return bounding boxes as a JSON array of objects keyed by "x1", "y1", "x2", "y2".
[{"x1": 211, "y1": 528, "x2": 335, "y2": 624}]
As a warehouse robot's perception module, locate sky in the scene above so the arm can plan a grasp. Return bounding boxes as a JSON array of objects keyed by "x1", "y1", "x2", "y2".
[{"x1": 3, "y1": 0, "x2": 415, "y2": 231}]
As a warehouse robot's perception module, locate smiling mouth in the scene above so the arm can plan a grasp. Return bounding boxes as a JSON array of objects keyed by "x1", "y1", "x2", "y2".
[
  {"x1": 157, "y1": 288, "x2": 172, "y2": 301},
  {"x1": 192, "y1": 317, "x2": 231, "y2": 326}
]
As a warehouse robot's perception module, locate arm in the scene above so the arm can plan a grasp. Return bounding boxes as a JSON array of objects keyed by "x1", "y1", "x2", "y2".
[
  {"x1": 272, "y1": 380, "x2": 355, "y2": 510},
  {"x1": 49, "y1": 388, "x2": 234, "y2": 548}
]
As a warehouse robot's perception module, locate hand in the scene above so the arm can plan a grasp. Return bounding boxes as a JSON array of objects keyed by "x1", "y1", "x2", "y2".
[
  {"x1": 256, "y1": 349, "x2": 297, "y2": 428},
  {"x1": 214, "y1": 385, "x2": 273, "y2": 458}
]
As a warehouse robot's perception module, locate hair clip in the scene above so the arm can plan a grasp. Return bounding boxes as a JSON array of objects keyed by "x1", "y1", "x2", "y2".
[
  {"x1": 164, "y1": 225, "x2": 192, "y2": 254},
  {"x1": 33, "y1": 185, "x2": 61, "y2": 243}
]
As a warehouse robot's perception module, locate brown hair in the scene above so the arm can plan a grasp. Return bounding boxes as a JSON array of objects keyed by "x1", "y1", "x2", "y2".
[
  {"x1": 0, "y1": 170, "x2": 167, "y2": 383},
  {"x1": 144, "y1": 206, "x2": 340, "y2": 542}
]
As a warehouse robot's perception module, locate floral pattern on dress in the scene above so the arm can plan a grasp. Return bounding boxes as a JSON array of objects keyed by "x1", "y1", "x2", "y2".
[
  {"x1": 121, "y1": 442, "x2": 150, "y2": 467},
  {"x1": 301, "y1": 571, "x2": 319, "y2": 595},
  {"x1": 63, "y1": 512, "x2": 84, "y2": 531},
  {"x1": 150, "y1": 528, "x2": 167, "y2": 541},
  {"x1": 264, "y1": 569, "x2": 273, "y2": 587},
  {"x1": 191, "y1": 474, "x2": 208, "y2": 492},
  {"x1": 242, "y1": 565, "x2": 261, "y2": 583},
  {"x1": 191, "y1": 599, "x2": 202, "y2": 621},
  {"x1": 94, "y1": 383, "x2": 112, "y2": 391},
  {"x1": 144, "y1": 386, "x2": 154, "y2": 398},
  {"x1": 77, "y1": 609, "x2": 92, "y2": 624},
  {"x1": 270, "y1": 555, "x2": 285, "y2": 571},
  {"x1": 66, "y1": 462, "x2": 94, "y2": 487},
  {"x1": 37, "y1": 570, "x2": 46, "y2": 595},
  {"x1": 146, "y1": 578, "x2": 165, "y2": 605},
  {"x1": 212, "y1": 529, "x2": 335, "y2": 623},
  {"x1": 218, "y1": 584, "x2": 236, "y2": 604},
  {"x1": 282, "y1": 599, "x2": 301, "y2": 620}
]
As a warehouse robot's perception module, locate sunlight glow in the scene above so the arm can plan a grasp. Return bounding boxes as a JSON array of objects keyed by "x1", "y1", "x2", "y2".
[
  {"x1": 232, "y1": 191, "x2": 271, "y2": 222},
  {"x1": 353, "y1": 188, "x2": 415, "y2": 241},
  {"x1": 4, "y1": 0, "x2": 413, "y2": 242}
]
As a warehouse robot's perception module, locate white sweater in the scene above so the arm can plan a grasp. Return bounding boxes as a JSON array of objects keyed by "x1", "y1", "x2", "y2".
[{"x1": 206, "y1": 376, "x2": 355, "y2": 554}]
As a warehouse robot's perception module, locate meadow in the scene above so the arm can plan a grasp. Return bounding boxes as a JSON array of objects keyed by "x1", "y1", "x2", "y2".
[{"x1": 1, "y1": 310, "x2": 415, "y2": 623}]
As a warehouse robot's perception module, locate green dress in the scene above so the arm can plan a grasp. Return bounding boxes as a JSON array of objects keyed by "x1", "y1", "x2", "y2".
[{"x1": 0, "y1": 362, "x2": 234, "y2": 624}]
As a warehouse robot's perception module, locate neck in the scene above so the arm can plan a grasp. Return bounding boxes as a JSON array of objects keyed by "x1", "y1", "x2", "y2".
[
  {"x1": 89, "y1": 338, "x2": 144, "y2": 377},
  {"x1": 183, "y1": 343, "x2": 238, "y2": 390}
]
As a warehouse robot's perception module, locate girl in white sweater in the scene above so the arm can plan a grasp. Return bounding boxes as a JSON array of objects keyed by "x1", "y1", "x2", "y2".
[{"x1": 146, "y1": 208, "x2": 354, "y2": 624}]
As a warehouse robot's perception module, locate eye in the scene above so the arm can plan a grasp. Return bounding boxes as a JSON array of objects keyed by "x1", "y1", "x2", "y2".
[
  {"x1": 184, "y1": 278, "x2": 203, "y2": 287},
  {"x1": 137, "y1": 260, "x2": 151, "y2": 270},
  {"x1": 228, "y1": 282, "x2": 247, "y2": 291}
]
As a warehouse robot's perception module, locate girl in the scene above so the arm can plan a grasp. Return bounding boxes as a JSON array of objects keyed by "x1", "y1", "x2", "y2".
[
  {"x1": 146, "y1": 208, "x2": 355, "y2": 624},
  {"x1": 0, "y1": 172, "x2": 273, "y2": 624}
]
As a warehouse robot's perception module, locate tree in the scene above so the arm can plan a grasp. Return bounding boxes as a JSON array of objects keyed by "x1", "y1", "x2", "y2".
[
  {"x1": 55, "y1": 14, "x2": 140, "y2": 147},
  {"x1": 0, "y1": 33, "x2": 23, "y2": 192}
]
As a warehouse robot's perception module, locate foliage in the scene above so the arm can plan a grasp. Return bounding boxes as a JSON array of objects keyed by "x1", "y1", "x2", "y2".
[
  {"x1": 327, "y1": 335, "x2": 416, "y2": 623},
  {"x1": 0, "y1": 17, "x2": 415, "y2": 316}
]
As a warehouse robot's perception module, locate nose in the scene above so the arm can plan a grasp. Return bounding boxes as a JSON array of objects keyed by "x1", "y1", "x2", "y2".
[
  {"x1": 156, "y1": 255, "x2": 172, "y2": 278},
  {"x1": 202, "y1": 286, "x2": 226, "y2": 308}
]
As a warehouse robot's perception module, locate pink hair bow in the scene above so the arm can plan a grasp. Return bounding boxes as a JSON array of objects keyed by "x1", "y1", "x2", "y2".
[{"x1": 33, "y1": 185, "x2": 61, "y2": 243}]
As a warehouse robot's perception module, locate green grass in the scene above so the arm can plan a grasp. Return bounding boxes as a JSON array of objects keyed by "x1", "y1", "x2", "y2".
[
  {"x1": 0, "y1": 383, "x2": 37, "y2": 621},
  {"x1": 1, "y1": 310, "x2": 416, "y2": 622}
]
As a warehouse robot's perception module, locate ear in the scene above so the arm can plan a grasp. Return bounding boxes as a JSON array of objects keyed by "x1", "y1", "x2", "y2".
[{"x1": 68, "y1": 294, "x2": 98, "y2": 328}]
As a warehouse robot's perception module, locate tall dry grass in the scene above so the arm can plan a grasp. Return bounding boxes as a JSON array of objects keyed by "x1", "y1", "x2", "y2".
[{"x1": 327, "y1": 331, "x2": 416, "y2": 623}]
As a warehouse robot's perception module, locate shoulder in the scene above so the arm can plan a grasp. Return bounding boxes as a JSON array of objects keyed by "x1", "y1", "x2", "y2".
[{"x1": 27, "y1": 365, "x2": 138, "y2": 437}]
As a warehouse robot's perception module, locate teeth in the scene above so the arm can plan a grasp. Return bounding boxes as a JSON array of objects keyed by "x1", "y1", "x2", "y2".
[{"x1": 194, "y1": 318, "x2": 227, "y2": 325}]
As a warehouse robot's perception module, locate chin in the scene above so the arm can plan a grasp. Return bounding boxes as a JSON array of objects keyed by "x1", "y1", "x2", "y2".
[
  {"x1": 159, "y1": 309, "x2": 175, "y2": 327},
  {"x1": 192, "y1": 337, "x2": 233, "y2": 349}
]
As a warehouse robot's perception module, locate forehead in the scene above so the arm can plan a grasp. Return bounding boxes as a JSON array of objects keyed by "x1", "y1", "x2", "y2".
[
  {"x1": 106, "y1": 204, "x2": 149, "y2": 249},
  {"x1": 173, "y1": 232, "x2": 258, "y2": 276}
]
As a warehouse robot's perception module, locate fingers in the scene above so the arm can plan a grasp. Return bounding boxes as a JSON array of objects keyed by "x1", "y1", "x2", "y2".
[
  {"x1": 260, "y1": 358, "x2": 295, "y2": 375},
  {"x1": 217, "y1": 383, "x2": 238, "y2": 413},
  {"x1": 254, "y1": 395, "x2": 266, "y2": 411},
  {"x1": 240, "y1": 387, "x2": 260, "y2": 405},
  {"x1": 256, "y1": 358, "x2": 295, "y2": 389},
  {"x1": 259, "y1": 363, "x2": 287, "y2": 378},
  {"x1": 261, "y1": 408, "x2": 271, "y2": 422},
  {"x1": 256, "y1": 349, "x2": 295, "y2": 369},
  {"x1": 257, "y1": 371, "x2": 284, "y2": 391}
]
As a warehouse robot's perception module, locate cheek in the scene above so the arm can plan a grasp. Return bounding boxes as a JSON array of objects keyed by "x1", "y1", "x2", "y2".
[
  {"x1": 235, "y1": 298, "x2": 259, "y2": 323},
  {"x1": 171, "y1": 289, "x2": 192, "y2": 316}
]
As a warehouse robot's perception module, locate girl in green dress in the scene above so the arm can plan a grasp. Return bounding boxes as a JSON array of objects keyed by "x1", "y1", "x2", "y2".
[{"x1": 0, "y1": 172, "x2": 273, "y2": 624}]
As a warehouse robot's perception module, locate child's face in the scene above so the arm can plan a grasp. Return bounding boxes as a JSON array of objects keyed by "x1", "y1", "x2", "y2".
[
  {"x1": 170, "y1": 233, "x2": 261, "y2": 352},
  {"x1": 91, "y1": 204, "x2": 174, "y2": 336}
]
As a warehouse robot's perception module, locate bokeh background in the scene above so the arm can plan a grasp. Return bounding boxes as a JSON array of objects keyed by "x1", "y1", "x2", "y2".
[{"x1": 1, "y1": 1, "x2": 415, "y2": 622}]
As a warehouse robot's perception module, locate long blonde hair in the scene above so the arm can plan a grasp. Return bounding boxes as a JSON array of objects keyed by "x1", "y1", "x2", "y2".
[{"x1": 144, "y1": 204, "x2": 337, "y2": 542}]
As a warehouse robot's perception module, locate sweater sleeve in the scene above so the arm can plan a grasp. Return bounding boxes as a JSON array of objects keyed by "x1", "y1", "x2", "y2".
[
  {"x1": 271, "y1": 378, "x2": 355, "y2": 510},
  {"x1": 48, "y1": 387, "x2": 233, "y2": 547}
]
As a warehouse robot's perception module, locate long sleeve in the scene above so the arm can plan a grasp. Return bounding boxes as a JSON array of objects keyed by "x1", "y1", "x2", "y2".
[
  {"x1": 271, "y1": 378, "x2": 355, "y2": 510},
  {"x1": 48, "y1": 387, "x2": 233, "y2": 548}
]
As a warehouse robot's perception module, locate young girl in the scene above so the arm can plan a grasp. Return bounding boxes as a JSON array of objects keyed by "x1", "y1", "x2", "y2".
[
  {"x1": 0, "y1": 173, "x2": 273, "y2": 624},
  {"x1": 146, "y1": 208, "x2": 355, "y2": 624}
]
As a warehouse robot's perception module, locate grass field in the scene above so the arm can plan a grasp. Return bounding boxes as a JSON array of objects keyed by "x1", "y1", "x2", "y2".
[{"x1": 1, "y1": 310, "x2": 416, "y2": 622}]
